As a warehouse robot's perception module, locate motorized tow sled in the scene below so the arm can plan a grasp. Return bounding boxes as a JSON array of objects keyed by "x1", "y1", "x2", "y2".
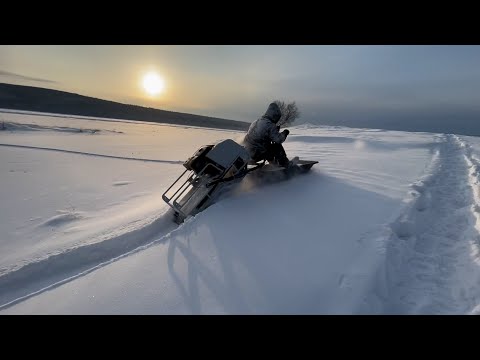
[{"x1": 162, "y1": 139, "x2": 317, "y2": 224}]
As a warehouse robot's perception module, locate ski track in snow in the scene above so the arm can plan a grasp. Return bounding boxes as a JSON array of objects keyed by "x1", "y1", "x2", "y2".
[
  {"x1": 0, "y1": 143, "x2": 183, "y2": 164},
  {"x1": 0, "y1": 209, "x2": 180, "y2": 309},
  {"x1": 382, "y1": 134, "x2": 480, "y2": 314}
]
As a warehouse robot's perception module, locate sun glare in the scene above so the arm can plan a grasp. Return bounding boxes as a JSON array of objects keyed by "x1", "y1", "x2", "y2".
[{"x1": 142, "y1": 72, "x2": 165, "y2": 96}]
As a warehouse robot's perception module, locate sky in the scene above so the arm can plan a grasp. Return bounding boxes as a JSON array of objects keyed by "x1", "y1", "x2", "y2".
[{"x1": 1, "y1": 45, "x2": 480, "y2": 124}]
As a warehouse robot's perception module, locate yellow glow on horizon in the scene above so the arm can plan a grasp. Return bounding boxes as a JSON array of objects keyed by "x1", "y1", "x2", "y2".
[{"x1": 142, "y1": 72, "x2": 165, "y2": 96}]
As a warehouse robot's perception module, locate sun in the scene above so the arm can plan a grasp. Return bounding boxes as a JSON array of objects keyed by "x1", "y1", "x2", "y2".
[{"x1": 142, "y1": 72, "x2": 165, "y2": 96}]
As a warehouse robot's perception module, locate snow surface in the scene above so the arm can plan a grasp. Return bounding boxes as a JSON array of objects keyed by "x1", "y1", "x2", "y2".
[{"x1": 1, "y1": 111, "x2": 480, "y2": 314}]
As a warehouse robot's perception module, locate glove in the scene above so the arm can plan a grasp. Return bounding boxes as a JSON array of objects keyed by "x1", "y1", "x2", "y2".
[{"x1": 282, "y1": 129, "x2": 290, "y2": 137}]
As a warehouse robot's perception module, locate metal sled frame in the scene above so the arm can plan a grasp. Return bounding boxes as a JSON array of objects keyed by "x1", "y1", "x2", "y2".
[
  {"x1": 162, "y1": 162, "x2": 225, "y2": 221},
  {"x1": 162, "y1": 139, "x2": 251, "y2": 223}
]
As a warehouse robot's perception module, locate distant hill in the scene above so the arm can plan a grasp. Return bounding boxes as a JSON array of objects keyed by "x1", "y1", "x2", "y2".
[{"x1": 0, "y1": 83, "x2": 250, "y2": 131}]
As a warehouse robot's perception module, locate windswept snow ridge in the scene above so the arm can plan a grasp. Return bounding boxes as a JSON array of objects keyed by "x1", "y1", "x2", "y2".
[{"x1": 40, "y1": 210, "x2": 86, "y2": 227}]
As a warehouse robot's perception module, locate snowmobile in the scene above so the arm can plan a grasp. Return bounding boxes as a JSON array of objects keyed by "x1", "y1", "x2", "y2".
[{"x1": 162, "y1": 139, "x2": 317, "y2": 224}]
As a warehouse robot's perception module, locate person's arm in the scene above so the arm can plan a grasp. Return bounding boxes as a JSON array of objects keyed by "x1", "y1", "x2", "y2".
[{"x1": 268, "y1": 122, "x2": 288, "y2": 143}]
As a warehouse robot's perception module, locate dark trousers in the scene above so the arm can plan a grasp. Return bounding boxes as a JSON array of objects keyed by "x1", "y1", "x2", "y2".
[{"x1": 254, "y1": 142, "x2": 289, "y2": 167}]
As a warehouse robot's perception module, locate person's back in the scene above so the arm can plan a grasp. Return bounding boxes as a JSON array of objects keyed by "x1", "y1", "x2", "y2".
[{"x1": 243, "y1": 102, "x2": 291, "y2": 166}]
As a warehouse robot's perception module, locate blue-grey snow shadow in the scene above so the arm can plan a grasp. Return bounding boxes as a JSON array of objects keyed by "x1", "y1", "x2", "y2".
[{"x1": 167, "y1": 171, "x2": 400, "y2": 314}]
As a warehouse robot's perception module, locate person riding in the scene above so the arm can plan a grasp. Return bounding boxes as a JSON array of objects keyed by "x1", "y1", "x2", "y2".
[{"x1": 243, "y1": 102, "x2": 297, "y2": 167}]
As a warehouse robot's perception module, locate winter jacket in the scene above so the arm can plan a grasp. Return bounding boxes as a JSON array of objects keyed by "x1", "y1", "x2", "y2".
[{"x1": 243, "y1": 103, "x2": 287, "y2": 160}]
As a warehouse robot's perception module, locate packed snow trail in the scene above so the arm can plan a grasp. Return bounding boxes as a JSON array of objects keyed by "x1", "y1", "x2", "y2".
[{"x1": 384, "y1": 134, "x2": 480, "y2": 314}]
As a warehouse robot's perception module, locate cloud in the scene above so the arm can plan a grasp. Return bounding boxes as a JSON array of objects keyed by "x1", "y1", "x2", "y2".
[{"x1": 0, "y1": 70, "x2": 57, "y2": 84}]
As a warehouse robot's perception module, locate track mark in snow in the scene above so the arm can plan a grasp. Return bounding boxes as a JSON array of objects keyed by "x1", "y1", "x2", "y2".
[
  {"x1": 0, "y1": 143, "x2": 183, "y2": 164},
  {"x1": 0, "y1": 209, "x2": 180, "y2": 310},
  {"x1": 384, "y1": 134, "x2": 480, "y2": 314},
  {"x1": 112, "y1": 181, "x2": 133, "y2": 186}
]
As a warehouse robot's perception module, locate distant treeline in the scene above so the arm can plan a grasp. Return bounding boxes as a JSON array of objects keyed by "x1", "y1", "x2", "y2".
[{"x1": 0, "y1": 83, "x2": 250, "y2": 131}]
